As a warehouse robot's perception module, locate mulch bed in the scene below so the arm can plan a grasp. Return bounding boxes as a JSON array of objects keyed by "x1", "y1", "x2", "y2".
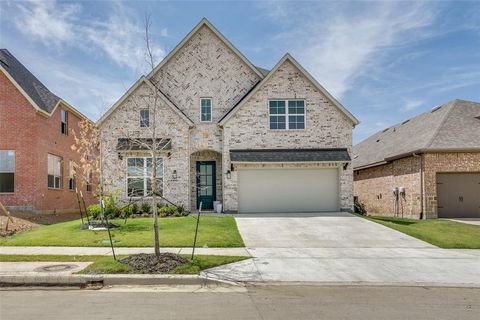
[
  {"x1": 119, "y1": 253, "x2": 189, "y2": 274},
  {"x1": 0, "y1": 216, "x2": 38, "y2": 237},
  {"x1": 8, "y1": 211, "x2": 82, "y2": 225}
]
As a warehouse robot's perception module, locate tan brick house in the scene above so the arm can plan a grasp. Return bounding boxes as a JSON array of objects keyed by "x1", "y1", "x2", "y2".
[
  {"x1": 97, "y1": 19, "x2": 359, "y2": 213},
  {"x1": 0, "y1": 49, "x2": 97, "y2": 213},
  {"x1": 353, "y1": 99, "x2": 480, "y2": 219}
]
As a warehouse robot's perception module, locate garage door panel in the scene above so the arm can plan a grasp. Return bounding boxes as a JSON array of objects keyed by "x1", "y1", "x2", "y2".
[
  {"x1": 238, "y1": 168, "x2": 339, "y2": 213},
  {"x1": 437, "y1": 173, "x2": 480, "y2": 218}
]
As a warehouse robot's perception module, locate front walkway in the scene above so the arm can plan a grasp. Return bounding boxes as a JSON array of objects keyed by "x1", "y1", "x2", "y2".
[{"x1": 202, "y1": 212, "x2": 480, "y2": 286}]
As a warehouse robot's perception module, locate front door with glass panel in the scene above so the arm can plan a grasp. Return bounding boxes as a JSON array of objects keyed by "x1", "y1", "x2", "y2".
[{"x1": 196, "y1": 161, "x2": 216, "y2": 210}]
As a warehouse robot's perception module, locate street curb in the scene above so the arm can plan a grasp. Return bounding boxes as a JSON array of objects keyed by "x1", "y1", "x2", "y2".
[{"x1": 0, "y1": 274, "x2": 223, "y2": 288}]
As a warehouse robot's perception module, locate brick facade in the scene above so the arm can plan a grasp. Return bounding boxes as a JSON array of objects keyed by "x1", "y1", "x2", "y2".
[
  {"x1": 0, "y1": 71, "x2": 96, "y2": 213},
  {"x1": 354, "y1": 152, "x2": 480, "y2": 218},
  {"x1": 99, "y1": 22, "x2": 355, "y2": 212}
]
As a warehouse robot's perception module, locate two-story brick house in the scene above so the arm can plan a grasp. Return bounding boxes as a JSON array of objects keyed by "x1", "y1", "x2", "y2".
[
  {"x1": 0, "y1": 49, "x2": 96, "y2": 213},
  {"x1": 97, "y1": 19, "x2": 359, "y2": 213}
]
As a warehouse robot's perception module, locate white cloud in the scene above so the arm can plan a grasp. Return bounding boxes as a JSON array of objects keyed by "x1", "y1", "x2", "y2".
[
  {"x1": 403, "y1": 99, "x2": 425, "y2": 111},
  {"x1": 256, "y1": 2, "x2": 440, "y2": 98},
  {"x1": 9, "y1": 0, "x2": 165, "y2": 71}
]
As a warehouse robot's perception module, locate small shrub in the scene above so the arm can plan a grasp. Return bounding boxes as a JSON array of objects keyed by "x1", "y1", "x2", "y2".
[
  {"x1": 120, "y1": 205, "x2": 130, "y2": 218},
  {"x1": 354, "y1": 198, "x2": 367, "y2": 215},
  {"x1": 129, "y1": 202, "x2": 138, "y2": 216},
  {"x1": 141, "y1": 202, "x2": 151, "y2": 214},
  {"x1": 104, "y1": 195, "x2": 120, "y2": 218},
  {"x1": 87, "y1": 204, "x2": 101, "y2": 220},
  {"x1": 159, "y1": 204, "x2": 190, "y2": 217}
]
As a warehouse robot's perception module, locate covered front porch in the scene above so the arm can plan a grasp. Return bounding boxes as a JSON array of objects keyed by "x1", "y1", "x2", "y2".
[{"x1": 190, "y1": 150, "x2": 223, "y2": 211}]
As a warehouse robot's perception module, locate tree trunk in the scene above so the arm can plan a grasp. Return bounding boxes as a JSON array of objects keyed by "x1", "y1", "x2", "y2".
[{"x1": 152, "y1": 152, "x2": 160, "y2": 257}]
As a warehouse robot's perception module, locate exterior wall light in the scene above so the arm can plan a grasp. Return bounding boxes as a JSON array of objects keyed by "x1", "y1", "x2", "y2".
[
  {"x1": 172, "y1": 170, "x2": 177, "y2": 180},
  {"x1": 226, "y1": 170, "x2": 231, "y2": 179}
]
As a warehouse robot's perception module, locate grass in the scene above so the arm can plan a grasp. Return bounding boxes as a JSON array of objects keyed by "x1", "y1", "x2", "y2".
[
  {"x1": 364, "y1": 215, "x2": 480, "y2": 249},
  {"x1": 0, "y1": 254, "x2": 249, "y2": 274},
  {"x1": 0, "y1": 216, "x2": 244, "y2": 248}
]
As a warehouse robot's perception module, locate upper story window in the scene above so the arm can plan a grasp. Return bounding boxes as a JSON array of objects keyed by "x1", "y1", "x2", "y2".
[
  {"x1": 200, "y1": 98, "x2": 212, "y2": 122},
  {"x1": 48, "y1": 154, "x2": 62, "y2": 189},
  {"x1": 140, "y1": 109, "x2": 149, "y2": 127},
  {"x1": 0, "y1": 150, "x2": 15, "y2": 193},
  {"x1": 269, "y1": 100, "x2": 305, "y2": 130},
  {"x1": 61, "y1": 109, "x2": 68, "y2": 135},
  {"x1": 86, "y1": 169, "x2": 93, "y2": 192}
]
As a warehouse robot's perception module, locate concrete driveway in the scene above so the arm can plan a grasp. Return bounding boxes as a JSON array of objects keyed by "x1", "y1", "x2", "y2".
[{"x1": 202, "y1": 212, "x2": 480, "y2": 286}]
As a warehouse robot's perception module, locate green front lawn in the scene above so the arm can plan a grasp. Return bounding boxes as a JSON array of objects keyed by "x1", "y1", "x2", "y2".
[
  {"x1": 365, "y1": 216, "x2": 480, "y2": 249},
  {"x1": 0, "y1": 254, "x2": 248, "y2": 274},
  {"x1": 0, "y1": 216, "x2": 244, "y2": 247}
]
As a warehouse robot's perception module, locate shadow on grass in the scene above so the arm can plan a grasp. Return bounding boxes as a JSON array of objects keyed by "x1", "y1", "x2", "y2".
[{"x1": 370, "y1": 217, "x2": 417, "y2": 226}]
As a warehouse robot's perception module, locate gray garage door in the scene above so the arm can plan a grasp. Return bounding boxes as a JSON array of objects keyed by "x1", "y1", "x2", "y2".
[
  {"x1": 437, "y1": 173, "x2": 480, "y2": 218},
  {"x1": 237, "y1": 168, "x2": 339, "y2": 213}
]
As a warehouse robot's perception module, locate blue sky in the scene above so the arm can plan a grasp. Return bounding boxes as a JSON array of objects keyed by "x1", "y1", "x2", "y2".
[{"x1": 1, "y1": 0, "x2": 479, "y2": 143}]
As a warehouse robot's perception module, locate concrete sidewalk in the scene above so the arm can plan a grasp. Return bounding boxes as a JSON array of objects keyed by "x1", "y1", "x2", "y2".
[{"x1": 0, "y1": 246, "x2": 250, "y2": 256}]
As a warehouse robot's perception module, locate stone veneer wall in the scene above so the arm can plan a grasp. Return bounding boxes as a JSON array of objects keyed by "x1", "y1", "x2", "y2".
[
  {"x1": 222, "y1": 60, "x2": 355, "y2": 212},
  {"x1": 423, "y1": 152, "x2": 480, "y2": 218},
  {"x1": 354, "y1": 156, "x2": 422, "y2": 218},
  {"x1": 99, "y1": 83, "x2": 191, "y2": 209}
]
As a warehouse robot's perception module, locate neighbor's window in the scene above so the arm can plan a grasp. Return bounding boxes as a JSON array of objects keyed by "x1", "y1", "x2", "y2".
[
  {"x1": 0, "y1": 150, "x2": 15, "y2": 193},
  {"x1": 140, "y1": 109, "x2": 149, "y2": 127},
  {"x1": 127, "y1": 157, "x2": 163, "y2": 197},
  {"x1": 61, "y1": 109, "x2": 68, "y2": 135},
  {"x1": 86, "y1": 169, "x2": 93, "y2": 192},
  {"x1": 200, "y1": 98, "x2": 212, "y2": 122},
  {"x1": 269, "y1": 100, "x2": 305, "y2": 130},
  {"x1": 48, "y1": 154, "x2": 62, "y2": 189},
  {"x1": 68, "y1": 160, "x2": 76, "y2": 190}
]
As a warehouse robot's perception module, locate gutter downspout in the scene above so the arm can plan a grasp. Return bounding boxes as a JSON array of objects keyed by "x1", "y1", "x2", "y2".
[{"x1": 413, "y1": 153, "x2": 424, "y2": 219}]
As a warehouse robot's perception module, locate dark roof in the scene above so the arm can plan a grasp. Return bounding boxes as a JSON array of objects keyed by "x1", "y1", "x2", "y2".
[
  {"x1": 219, "y1": 79, "x2": 262, "y2": 122},
  {"x1": 0, "y1": 49, "x2": 60, "y2": 113},
  {"x1": 230, "y1": 148, "x2": 351, "y2": 162},
  {"x1": 353, "y1": 99, "x2": 480, "y2": 169},
  {"x1": 255, "y1": 66, "x2": 270, "y2": 77},
  {"x1": 116, "y1": 138, "x2": 172, "y2": 151}
]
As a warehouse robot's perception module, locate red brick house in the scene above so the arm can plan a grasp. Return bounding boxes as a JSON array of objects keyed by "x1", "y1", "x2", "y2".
[
  {"x1": 353, "y1": 99, "x2": 480, "y2": 219},
  {"x1": 0, "y1": 49, "x2": 97, "y2": 213}
]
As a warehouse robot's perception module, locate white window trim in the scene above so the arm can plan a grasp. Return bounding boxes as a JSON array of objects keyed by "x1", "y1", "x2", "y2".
[
  {"x1": 139, "y1": 109, "x2": 150, "y2": 128},
  {"x1": 47, "y1": 154, "x2": 63, "y2": 189},
  {"x1": 61, "y1": 109, "x2": 68, "y2": 135},
  {"x1": 268, "y1": 99, "x2": 306, "y2": 130},
  {"x1": 0, "y1": 150, "x2": 15, "y2": 194},
  {"x1": 199, "y1": 98, "x2": 213, "y2": 123},
  {"x1": 126, "y1": 156, "x2": 164, "y2": 198}
]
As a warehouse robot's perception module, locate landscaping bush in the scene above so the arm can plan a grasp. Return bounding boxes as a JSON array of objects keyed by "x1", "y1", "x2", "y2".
[
  {"x1": 104, "y1": 195, "x2": 120, "y2": 218},
  {"x1": 159, "y1": 204, "x2": 190, "y2": 217},
  {"x1": 129, "y1": 202, "x2": 138, "y2": 216},
  {"x1": 354, "y1": 198, "x2": 367, "y2": 215},
  {"x1": 141, "y1": 202, "x2": 151, "y2": 214},
  {"x1": 120, "y1": 205, "x2": 130, "y2": 219},
  {"x1": 87, "y1": 204, "x2": 101, "y2": 220}
]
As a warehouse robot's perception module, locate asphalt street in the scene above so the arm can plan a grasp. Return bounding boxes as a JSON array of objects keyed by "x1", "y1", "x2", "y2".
[{"x1": 1, "y1": 284, "x2": 479, "y2": 320}]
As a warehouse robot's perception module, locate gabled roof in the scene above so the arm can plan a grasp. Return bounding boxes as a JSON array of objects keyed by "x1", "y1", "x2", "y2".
[
  {"x1": 219, "y1": 54, "x2": 359, "y2": 126},
  {"x1": 96, "y1": 76, "x2": 194, "y2": 126},
  {"x1": 146, "y1": 18, "x2": 264, "y2": 80},
  {"x1": 353, "y1": 99, "x2": 480, "y2": 169},
  {"x1": 0, "y1": 49, "x2": 89, "y2": 120}
]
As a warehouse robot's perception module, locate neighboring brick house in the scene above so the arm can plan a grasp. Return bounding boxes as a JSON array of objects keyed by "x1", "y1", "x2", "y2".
[
  {"x1": 0, "y1": 49, "x2": 96, "y2": 213},
  {"x1": 353, "y1": 99, "x2": 480, "y2": 219},
  {"x1": 97, "y1": 19, "x2": 359, "y2": 213}
]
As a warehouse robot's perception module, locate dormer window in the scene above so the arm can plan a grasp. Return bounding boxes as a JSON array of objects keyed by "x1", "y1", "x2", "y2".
[
  {"x1": 200, "y1": 98, "x2": 212, "y2": 122},
  {"x1": 61, "y1": 109, "x2": 68, "y2": 135},
  {"x1": 140, "y1": 109, "x2": 149, "y2": 127}
]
